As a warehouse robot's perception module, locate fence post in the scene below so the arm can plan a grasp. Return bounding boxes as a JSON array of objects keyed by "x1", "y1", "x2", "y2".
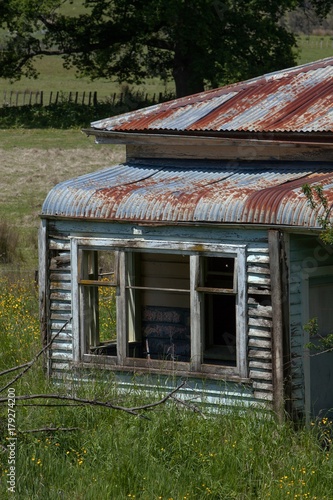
[
  {"x1": 40, "y1": 91, "x2": 43, "y2": 106},
  {"x1": 93, "y1": 91, "x2": 97, "y2": 106}
]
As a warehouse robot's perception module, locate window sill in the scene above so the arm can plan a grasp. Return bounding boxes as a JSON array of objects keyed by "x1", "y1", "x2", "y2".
[{"x1": 78, "y1": 354, "x2": 250, "y2": 383}]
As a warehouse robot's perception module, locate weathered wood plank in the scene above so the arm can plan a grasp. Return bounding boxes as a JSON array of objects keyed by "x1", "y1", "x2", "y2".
[
  {"x1": 50, "y1": 312, "x2": 72, "y2": 321},
  {"x1": 248, "y1": 306, "x2": 273, "y2": 318},
  {"x1": 49, "y1": 239, "x2": 70, "y2": 251},
  {"x1": 50, "y1": 272, "x2": 71, "y2": 282},
  {"x1": 50, "y1": 322, "x2": 72, "y2": 331},
  {"x1": 254, "y1": 391, "x2": 274, "y2": 401},
  {"x1": 247, "y1": 265, "x2": 271, "y2": 275},
  {"x1": 248, "y1": 350, "x2": 272, "y2": 360},
  {"x1": 51, "y1": 362, "x2": 71, "y2": 371},
  {"x1": 248, "y1": 287, "x2": 271, "y2": 295},
  {"x1": 50, "y1": 255, "x2": 71, "y2": 270},
  {"x1": 248, "y1": 338, "x2": 271, "y2": 349},
  {"x1": 50, "y1": 302, "x2": 72, "y2": 311},
  {"x1": 248, "y1": 275, "x2": 271, "y2": 285},
  {"x1": 249, "y1": 317, "x2": 272, "y2": 328},
  {"x1": 50, "y1": 282, "x2": 71, "y2": 291},
  {"x1": 268, "y1": 229, "x2": 285, "y2": 423},
  {"x1": 52, "y1": 342, "x2": 73, "y2": 352},
  {"x1": 248, "y1": 327, "x2": 271, "y2": 339},
  {"x1": 51, "y1": 332, "x2": 72, "y2": 341},
  {"x1": 249, "y1": 360, "x2": 272, "y2": 370},
  {"x1": 249, "y1": 370, "x2": 272, "y2": 381},
  {"x1": 124, "y1": 141, "x2": 333, "y2": 162},
  {"x1": 50, "y1": 351, "x2": 73, "y2": 360},
  {"x1": 253, "y1": 381, "x2": 273, "y2": 391},
  {"x1": 50, "y1": 291, "x2": 71, "y2": 301},
  {"x1": 247, "y1": 255, "x2": 270, "y2": 264}
]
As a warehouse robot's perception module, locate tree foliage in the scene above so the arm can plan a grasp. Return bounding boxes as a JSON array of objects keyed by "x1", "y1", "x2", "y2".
[
  {"x1": 302, "y1": 183, "x2": 333, "y2": 245},
  {"x1": 0, "y1": 0, "x2": 333, "y2": 97}
]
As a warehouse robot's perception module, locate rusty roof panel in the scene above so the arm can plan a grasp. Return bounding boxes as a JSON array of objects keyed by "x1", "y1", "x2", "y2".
[
  {"x1": 42, "y1": 160, "x2": 333, "y2": 228},
  {"x1": 90, "y1": 58, "x2": 333, "y2": 134}
]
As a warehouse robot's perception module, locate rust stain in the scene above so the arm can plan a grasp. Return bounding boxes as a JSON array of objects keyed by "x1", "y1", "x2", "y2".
[
  {"x1": 243, "y1": 172, "x2": 333, "y2": 224},
  {"x1": 91, "y1": 57, "x2": 333, "y2": 134}
]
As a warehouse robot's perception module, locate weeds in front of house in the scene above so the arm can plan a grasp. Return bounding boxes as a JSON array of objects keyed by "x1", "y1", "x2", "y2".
[{"x1": 0, "y1": 278, "x2": 333, "y2": 499}]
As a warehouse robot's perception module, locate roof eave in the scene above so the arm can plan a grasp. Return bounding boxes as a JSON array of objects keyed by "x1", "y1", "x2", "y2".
[{"x1": 83, "y1": 128, "x2": 333, "y2": 149}]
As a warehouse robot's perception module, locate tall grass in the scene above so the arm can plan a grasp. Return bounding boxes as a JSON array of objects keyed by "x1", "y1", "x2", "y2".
[{"x1": 0, "y1": 277, "x2": 333, "y2": 499}]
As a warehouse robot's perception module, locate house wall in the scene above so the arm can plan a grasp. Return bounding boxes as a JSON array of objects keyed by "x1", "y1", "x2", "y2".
[
  {"x1": 41, "y1": 219, "x2": 276, "y2": 410},
  {"x1": 289, "y1": 233, "x2": 333, "y2": 419}
]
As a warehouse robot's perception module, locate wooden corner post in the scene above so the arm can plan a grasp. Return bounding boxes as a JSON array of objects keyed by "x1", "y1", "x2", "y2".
[{"x1": 268, "y1": 230, "x2": 285, "y2": 423}]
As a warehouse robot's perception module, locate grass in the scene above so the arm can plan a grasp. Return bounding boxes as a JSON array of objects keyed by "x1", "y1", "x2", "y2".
[
  {"x1": 297, "y1": 35, "x2": 333, "y2": 65},
  {"x1": 0, "y1": 277, "x2": 333, "y2": 499},
  {"x1": 0, "y1": 56, "x2": 175, "y2": 104}
]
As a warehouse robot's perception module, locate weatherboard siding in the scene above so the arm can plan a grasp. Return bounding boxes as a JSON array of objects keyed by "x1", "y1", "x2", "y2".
[
  {"x1": 43, "y1": 220, "x2": 276, "y2": 409},
  {"x1": 288, "y1": 234, "x2": 333, "y2": 417}
]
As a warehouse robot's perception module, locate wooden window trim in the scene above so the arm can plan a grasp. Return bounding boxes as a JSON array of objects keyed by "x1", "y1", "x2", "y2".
[{"x1": 71, "y1": 238, "x2": 247, "y2": 379}]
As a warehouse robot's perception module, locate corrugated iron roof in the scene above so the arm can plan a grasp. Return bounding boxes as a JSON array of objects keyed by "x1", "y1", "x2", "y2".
[
  {"x1": 90, "y1": 58, "x2": 333, "y2": 134},
  {"x1": 42, "y1": 160, "x2": 333, "y2": 227}
]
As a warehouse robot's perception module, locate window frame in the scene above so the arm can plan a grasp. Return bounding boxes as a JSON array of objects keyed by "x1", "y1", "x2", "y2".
[{"x1": 71, "y1": 237, "x2": 248, "y2": 379}]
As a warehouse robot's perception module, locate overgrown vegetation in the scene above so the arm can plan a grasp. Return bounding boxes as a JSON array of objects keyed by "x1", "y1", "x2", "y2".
[{"x1": 0, "y1": 277, "x2": 333, "y2": 499}]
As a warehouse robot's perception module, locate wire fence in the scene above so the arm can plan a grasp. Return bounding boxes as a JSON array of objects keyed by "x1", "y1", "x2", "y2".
[{"x1": 1, "y1": 90, "x2": 174, "y2": 108}]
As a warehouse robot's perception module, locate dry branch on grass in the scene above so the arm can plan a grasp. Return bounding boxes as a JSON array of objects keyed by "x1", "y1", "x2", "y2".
[
  {"x1": 0, "y1": 319, "x2": 71, "y2": 394},
  {"x1": 0, "y1": 382, "x2": 187, "y2": 418},
  {"x1": 0, "y1": 321, "x2": 198, "y2": 437}
]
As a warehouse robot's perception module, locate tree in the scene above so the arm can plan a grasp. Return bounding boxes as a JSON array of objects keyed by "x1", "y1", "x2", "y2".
[{"x1": 0, "y1": 0, "x2": 333, "y2": 98}]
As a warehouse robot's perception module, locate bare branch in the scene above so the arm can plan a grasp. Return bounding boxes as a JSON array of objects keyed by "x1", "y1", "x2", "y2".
[
  {"x1": 170, "y1": 395, "x2": 207, "y2": 418},
  {"x1": 0, "y1": 381, "x2": 187, "y2": 417},
  {"x1": 0, "y1": 362, "x2": 32, "y2": 377},
  {"x1": 0, "y1": 319, "x2": 71, "y2": 394},
  {"x1": 19, "y1": 427, "x2": 80, "y2": 434}
]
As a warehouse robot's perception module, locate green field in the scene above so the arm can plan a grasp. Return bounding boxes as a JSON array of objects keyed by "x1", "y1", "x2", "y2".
[
  {"x1": 0, "y1": 56, "x2": 175, "y2": 104},
  {"x1": 0, "y1": 34, "x2": 332, "y2": 104},
  {"x1": 297, "y1": 35, "x2": 333, "y2": 65}
]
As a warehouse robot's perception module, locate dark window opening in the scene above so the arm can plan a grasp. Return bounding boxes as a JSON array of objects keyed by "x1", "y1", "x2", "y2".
[
  {"x1": 200, "y1": 256, "x2": 237, "y2": 366},
  {"x1": 203, "y1": 294, "x2": 236, "y2": 366},
  {"x1": 126, "y1": 253, "x2": 190, "y2": 361}
]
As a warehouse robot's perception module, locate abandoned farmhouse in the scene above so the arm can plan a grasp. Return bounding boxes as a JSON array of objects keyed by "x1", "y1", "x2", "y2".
[{"x1": 39, "y1": 57, "x2": 333, "y2": 421}]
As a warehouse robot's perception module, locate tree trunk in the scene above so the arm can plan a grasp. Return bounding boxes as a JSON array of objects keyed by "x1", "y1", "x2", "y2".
[{"x1": 172, "y1": 48, "x2": 205, "y2": 98}]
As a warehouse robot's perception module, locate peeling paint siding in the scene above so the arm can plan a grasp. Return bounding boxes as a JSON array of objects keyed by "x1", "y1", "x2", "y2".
[
  {"x1": 48, "y1": 236, "x2": 73, "y2": 373},
  {"x1": 45, "y1": 222, "x2": 276, "y2": 410},
  {"x1": 247, "y1": 246, "x2": 273, "y2": 403}
]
